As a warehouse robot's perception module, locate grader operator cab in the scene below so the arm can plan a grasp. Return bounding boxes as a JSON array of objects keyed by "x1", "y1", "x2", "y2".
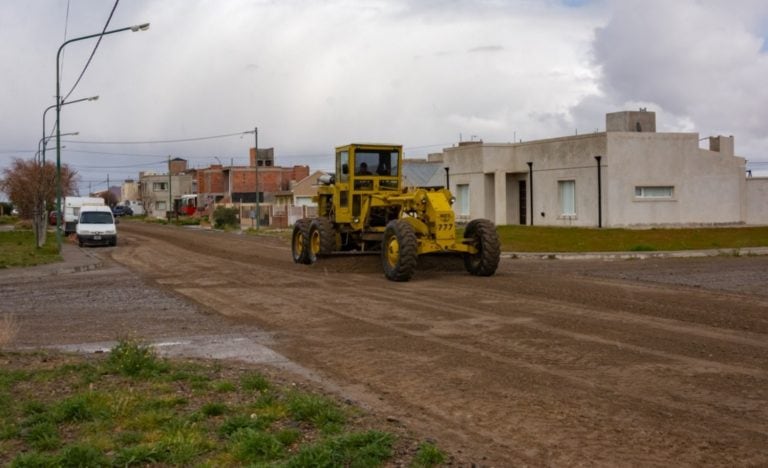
[{"x1": 292, "y1": 143, "x2": 500, "y2": 281}]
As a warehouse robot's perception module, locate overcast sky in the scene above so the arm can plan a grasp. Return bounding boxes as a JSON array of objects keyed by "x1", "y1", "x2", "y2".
[{"x1": 1, "y1": 0, "x2": 767, "y2": 196}]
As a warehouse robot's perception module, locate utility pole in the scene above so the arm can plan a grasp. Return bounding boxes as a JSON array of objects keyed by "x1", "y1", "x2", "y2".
[
  {"x1": 254, "y1": 127, "x2": 259, "y2": 230},
  {"x1": 167, "y1": 155, "x2": 172, "y2": 221}
]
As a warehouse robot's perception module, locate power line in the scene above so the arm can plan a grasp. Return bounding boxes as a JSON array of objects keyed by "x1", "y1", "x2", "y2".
[
  {"x1": 62, "y1": 0, "x2": 120, "y2": 103},
  {"x1": 61, "y1": 131, "x2": 251, "y2": 145}
]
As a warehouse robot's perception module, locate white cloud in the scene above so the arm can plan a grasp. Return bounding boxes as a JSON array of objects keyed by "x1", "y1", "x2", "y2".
[
  {"x1": 571, "y1": 0, "x2": 768, "y2": 164},
  {"x1": 2, "y1": 0, "x2": 766, "y2": 197}
]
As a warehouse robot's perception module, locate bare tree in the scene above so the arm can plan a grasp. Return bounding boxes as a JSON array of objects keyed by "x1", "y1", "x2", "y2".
[{"x1": 0, "y1": 157, "x2": 79, "y2": 246}]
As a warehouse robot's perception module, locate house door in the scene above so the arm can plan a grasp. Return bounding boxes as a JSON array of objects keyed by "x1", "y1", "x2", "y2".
[{"x1": 518, "y1": 180, "x2": 527, "y2": 225}]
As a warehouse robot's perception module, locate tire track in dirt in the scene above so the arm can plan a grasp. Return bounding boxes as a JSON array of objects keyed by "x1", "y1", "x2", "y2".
[{"x1": 114, "y1": 222, "x2": 768, "y2": 466}]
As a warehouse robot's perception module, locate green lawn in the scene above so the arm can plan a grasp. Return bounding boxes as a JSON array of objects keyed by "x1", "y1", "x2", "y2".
[
  {"x1": 0, "y1": 230, "x2": 60, "y2": 268},
  {"x1": 495, "y1": 225, "x2": 768, "y2": 252},
  {"x1": 0, "y1": 341, "x2": 444, "y2": 467}
]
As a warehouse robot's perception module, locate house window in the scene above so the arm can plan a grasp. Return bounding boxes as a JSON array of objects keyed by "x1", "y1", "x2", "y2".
[
  {"x1": 559, "y1": 180, "x2": 576, "y2": 216},
  {"x1": 153, "y1": 182, "x2": 168, "y2": 191},
  {"x1": 155, "y1": 201, "x2": 167, "y2": 210},
  {"x1": 456, "y1": 184, "x2": 470, "y2": 217},
  {"x1": 635, "y1": 186, "x2": 673, "y2": 199}
]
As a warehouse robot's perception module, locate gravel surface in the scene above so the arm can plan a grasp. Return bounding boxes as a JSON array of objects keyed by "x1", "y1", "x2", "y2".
[{"x1": 3, "y1": 221, "x2": 768, "y2": 466}]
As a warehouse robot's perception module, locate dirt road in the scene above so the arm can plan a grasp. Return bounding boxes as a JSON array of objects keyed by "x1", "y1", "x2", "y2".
[{"x1": 13, "y1": 222, "x2": 768, "y2": 466}]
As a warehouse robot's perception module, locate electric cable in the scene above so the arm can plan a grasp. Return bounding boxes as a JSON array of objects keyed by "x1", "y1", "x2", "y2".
[
  {"x1": 62, "y1": 131, "x2": 250, "y2": 145},
  {"x1": 62, "y1": 0, "x2": 120, "y2": 103}
]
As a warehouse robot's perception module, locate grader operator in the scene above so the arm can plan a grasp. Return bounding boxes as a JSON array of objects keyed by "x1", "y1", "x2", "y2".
[{"x1": 292, "y1": 143, "x2": 500, "y2": 281}]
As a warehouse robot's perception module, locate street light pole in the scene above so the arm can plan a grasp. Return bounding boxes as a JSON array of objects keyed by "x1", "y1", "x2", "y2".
[
  {"x1": 55, "y1": 23, "x2": 149, "y2": 252},
  {"x1": 41, "y1": 96, "x2": 97, "y2": 164},
  {"x1": 33, "y1": 132, "x2": 78, "y2": 248},
  {"x1": 254, "y1": 127, "x2": 259, "y2": 230}
]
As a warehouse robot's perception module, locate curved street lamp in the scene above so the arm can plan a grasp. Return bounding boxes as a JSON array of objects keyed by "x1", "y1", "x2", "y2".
[
  {"x1": 55, "y1": 23, "x2": 150, "y2": 251},
  {"x1": 41, "y1": 96, "x2": 97, "y2": 164}
]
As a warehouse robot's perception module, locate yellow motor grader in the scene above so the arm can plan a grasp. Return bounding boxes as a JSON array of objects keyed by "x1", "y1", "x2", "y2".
[{"x1": 292, "y1": 143, "x2": 500, "y2": 281}]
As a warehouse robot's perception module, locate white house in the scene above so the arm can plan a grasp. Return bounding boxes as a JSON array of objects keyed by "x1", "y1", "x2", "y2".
[{"x1": 438, "y1": 110, "x2": 766, "y2": 227}]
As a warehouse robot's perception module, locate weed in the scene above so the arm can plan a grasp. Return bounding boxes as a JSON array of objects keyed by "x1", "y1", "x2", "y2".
[
  {"x1": 155, "y1": 425, "x2": 211, "y2": 465},
  {"x1": 253, "y1": 390, "x2": 278, "y2": 409},
  {"x1": 200, "y1": 402, "x2": 228, "y2": 417},
  {"x1": 231, "y1": 428, "x2": 285, "y2": 463},
  {"x1": 287, "y1": 430, "x2": 394, "y2": 468},
  {"x1": 113, "y1": 444, "x2": 161, "y2": 466},
  {"x1": 58, "y1": 443, "x2": 108, "y2": 467},
  {"x1": 106, "y1": 339, "x2": 168, "y2": 377},
  {"x1": 241, "y1": 371, "x2": 270, "y2": 392},
  {"x1": 411, "y1": 441, "x2": 446, "y2": 467},
  {"x1": 22, "y1": 421, "x2": 60, "y2": 451},
  {"x1": 22, "y1": 401, "x2": 48, "y2": 417},
  {"x1": 214, "y1": 380, "x2": 236, "y2": 393},
  {"x1": 0, "y1": 422, "x2": 20, "y2": 440},
  {"x1": 275, "y1": 427, "x2": 301, "y2": 446},
  {"x1": 219, "y1": 414, "x2": 273, "y2": 438},
  {"x1": 9, "y1": 451, "x2": 60, "y2": 468},
  {"x1": 0, "y1": 314, "x2": 19, "y2": 349},
  {"x1": 286, "y1": 392, "x2": 346, "y2": 432},
  {"x1": 53, "y1": 394, "x2": 105, "y2": 423},
  {"x1": 629, "y1": 244, "x2": 656, "y2": 252},
  {"x1": 114, "y1": 430, "x2": 143, "y2": 446}
]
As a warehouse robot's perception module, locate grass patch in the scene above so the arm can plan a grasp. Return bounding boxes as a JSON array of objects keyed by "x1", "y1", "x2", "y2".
[
  {"x1": 411, "y1": 440, "x2": 447, "y2": 467},
  {"x1": 494, "y1": 225, "x2": 768, "y2": 253},
  {"x1": 0, "y1": 231, "x2": 60, "y2": 268},
  {"x1": 106, "y1": 338, "x2": 169, "y2": 377},
  {"x1": 1, "y1": 346, "x2": 431, "y2": 466}
]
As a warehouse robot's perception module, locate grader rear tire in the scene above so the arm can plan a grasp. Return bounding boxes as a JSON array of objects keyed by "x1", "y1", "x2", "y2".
[
  {"x1": 463, "y1": 219, "x2": 501, "y2": 276},
  {"x1": 308, "y1": 217, "x2": 336, "y2": 263},
  {"x1": 291, "y1": 218, "x2": 312, "y2": 264},
  {"x1": 381, "y1": 219, "x2": 418, "y2": 282}
]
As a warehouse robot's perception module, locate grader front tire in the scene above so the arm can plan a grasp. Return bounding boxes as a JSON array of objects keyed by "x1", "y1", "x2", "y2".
[
  {"x1": 381, "y1": 219, "x2": 418, "y2": 282},
  {"x1": 291, "y1": 218, "x2": 312, "y2": 264},
  {"x1": 308, "y1": 217, "x2": 336, "y2": 263},
  {"x1": 463, "y1": 219, "x2": 501, "y2": 276}
]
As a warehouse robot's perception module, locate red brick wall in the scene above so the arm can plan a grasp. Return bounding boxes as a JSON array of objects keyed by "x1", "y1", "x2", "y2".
[{"x1": 197, "y1": 166, "x2": 226, "y2": 193}]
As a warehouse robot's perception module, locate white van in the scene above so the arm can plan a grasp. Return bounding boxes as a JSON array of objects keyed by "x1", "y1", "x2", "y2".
[
  {"x1": 76, "y1": 205, "x2": 118, "y2": 247},
  {"x1": 63, "y1": 196, "x2": 105, "y2": 235}
]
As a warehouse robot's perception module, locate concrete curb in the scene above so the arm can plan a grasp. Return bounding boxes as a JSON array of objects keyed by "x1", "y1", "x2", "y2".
[{"x1": 502, "y1": 246, "x2": 768, "y2": 261}]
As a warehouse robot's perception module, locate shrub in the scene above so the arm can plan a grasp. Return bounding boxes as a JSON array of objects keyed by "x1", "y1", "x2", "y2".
[
  {"x1": 107, "y1": 339, "x2": 168, "y2": 377},
  {"x1": 212, "y1": 207, "x2": 239, "y2": 229}
]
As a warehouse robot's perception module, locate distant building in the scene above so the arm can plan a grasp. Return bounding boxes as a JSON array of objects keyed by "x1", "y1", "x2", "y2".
[
  {"x1": 437, "y1": 110, "x2": 767, "y2": 227},
  {"x1": 195, "y1": 147, "x2": 309, "y2": 225},
  {"x1": 138, "y1": 158, "x2": 196, "y2": 219}
]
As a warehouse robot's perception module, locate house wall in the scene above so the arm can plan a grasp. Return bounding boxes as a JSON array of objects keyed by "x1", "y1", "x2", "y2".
[
  {"x1": 746, "y1": 177, "x2": 768, "y2": 224},
  {"x1": 605, "y1": 133, "x2": 746, "y2": 226},
  {"x1": 441, "y1": 129, "x2": 748, "y2": 228},
  {"x1": 442, "y1": 135, "x2": 606, "y2": 226},
  {"x1": 139, "y1": 173, "x2": 194, "y2": 219}
]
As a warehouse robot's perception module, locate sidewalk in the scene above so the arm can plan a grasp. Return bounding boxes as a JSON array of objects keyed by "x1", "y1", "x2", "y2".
[{"x1": 0, "y1": 243, "x2": 103, "y2": 281}]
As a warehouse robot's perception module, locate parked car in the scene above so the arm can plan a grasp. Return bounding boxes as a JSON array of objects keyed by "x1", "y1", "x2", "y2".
[
  {"x1": 111, "y1": 205, "x2": 133, "y2": 217},
  {"x1": 48, "y1": 211, "x2": 60, "y2": 226}
]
